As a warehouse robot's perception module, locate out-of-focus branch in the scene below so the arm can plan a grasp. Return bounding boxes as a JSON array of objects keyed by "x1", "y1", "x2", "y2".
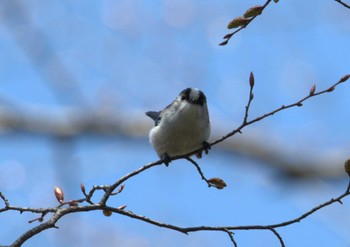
[
  {"x1": 0, "y1": 103, "x2": 346, "y2": 179},
  {"x1": 1, "y1": 75, "x2": 350, "y2": 181},
  {"x1": 0, "y1": 0, "x2": 87, "y2": 106}
]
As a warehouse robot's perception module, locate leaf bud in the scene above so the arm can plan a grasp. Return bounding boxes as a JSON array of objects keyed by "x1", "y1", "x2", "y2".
[
  {"x1": 103, "y1": 210, "x2": 112, "y2": 217},
  {"x1": 219, "y1": 40, "x2": 228, "y2": 46},
  {"x1": 117, "y1": 205, "x2": 127, "y2": 210},
  {"x1": 227, "y1": 17, "x2": 250, "y2": 29},
  {"x1": 117, "y1": 184, "x2": 125, "y2": 193},
  {"x1": 80, "y1": 183, "x2": 86, "y2": 195},
  {"x1": 69, "y1": 201, "x2": 78, "y2": 207},
  {"x1": 208, "y1": 177, "x2": 227, "y2": 189},
  {"x1": 54, "y1": 186, "x2": 64, "y2": 204},
  {"x1": 243, "y1": 5, "x2": 263, "y2": 18},
  {"x1": 309, "y1": 84, "x2": 316, "y2": 95},
  {"x1": 327, "y1": 86, "x2": 335, "y2": 92},
  {"x1": 339, "y1": 74, "x2": 350, "y2": 83},
  {"x1": 249, "y1": 71, "x2": 255, "y2": 87},
  {"x1": 344, "y1": 159, "x2": 350, "y2": 177}
]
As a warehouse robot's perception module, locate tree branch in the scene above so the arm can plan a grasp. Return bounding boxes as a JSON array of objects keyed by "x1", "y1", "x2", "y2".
[
  {"x1": 220, "y1": 0, "x2": 273, "y2": 46},
  {"x1": 334, "y1": 0, "x2": 350, "y2": 9},
  {"x1": 1, "y1": 73, "x2": 349, "y2": 247}
]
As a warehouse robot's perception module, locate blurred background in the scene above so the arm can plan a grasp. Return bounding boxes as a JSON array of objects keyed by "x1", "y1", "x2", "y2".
[{"x1": 0, "y1": 0, "x2": 350, "y2": 246}]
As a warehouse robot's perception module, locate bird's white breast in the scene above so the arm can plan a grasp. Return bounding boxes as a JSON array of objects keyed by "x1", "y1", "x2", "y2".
[{"x1": 149, "y1": 100, "x2": 210, "y2": 157}]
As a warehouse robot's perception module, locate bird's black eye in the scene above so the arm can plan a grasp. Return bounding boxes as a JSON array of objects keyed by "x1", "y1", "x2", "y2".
[{"x1": 179, "y1": 88, "x2": 191, "y2": 101}]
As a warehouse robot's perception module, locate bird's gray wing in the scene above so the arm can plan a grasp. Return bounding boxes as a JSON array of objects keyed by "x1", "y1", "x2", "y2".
[{"x1": 145, "y1": 111, "x2": 161, "y2": 126}]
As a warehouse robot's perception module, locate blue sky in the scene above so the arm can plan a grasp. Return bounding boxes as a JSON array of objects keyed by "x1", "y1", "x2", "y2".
[{"x1": 0, "y1": 0, "x2": 350, "y2": 246}]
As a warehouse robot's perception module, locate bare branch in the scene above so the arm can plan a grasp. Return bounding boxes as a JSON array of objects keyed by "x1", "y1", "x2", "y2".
[
  {"x1": 220, "y1": 0, "x2": 273, "y2": 46},
  {"x1": 209, "y1": 74, "x2": 350, "y2": 148},
  {"x1": 185, "y1": 157, "x2": 212, "y2": 186},
  {"x1": 1, "y1": 74, "x2": 349, "y2": 246},
  {"x1": 334, "y1": 0, "x2": 350, "y2": 9},
  {"x1": 268, "y1": 228, "x2": 285, "y2": 247},
  {"x1": 224, "y1": 229, "x2": 238, "y2": 247}
]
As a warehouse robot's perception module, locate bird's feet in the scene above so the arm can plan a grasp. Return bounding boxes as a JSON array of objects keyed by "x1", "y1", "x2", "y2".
[
  {"x1": 161, "y1": 153, "x2": 171, "y2": 166},
  {"x1": 202, "y1": 141, "x2": 211, "y2": 155},
  {"x1": 196, "y1": 141, "x2": 211, "y2": 159}
]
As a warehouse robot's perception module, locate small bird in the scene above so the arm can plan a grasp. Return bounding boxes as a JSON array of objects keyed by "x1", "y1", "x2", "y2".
[{"x1": 146, "y1": 88, "x2": 211, "y2": 164}]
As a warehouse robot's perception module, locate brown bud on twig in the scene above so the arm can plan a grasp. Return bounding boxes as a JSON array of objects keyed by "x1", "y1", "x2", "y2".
[
  {"x1": 227, "y1": 17, "x2": 250, "y2": 29},
  {"x1": 54, "y1": 186, "x2": 64, "y2": 204},
  {"x1": 219, "y1": 40, "x2": 228, "y2": 46},
  {"x1": 344, "y1": 159, "x2": 350, "y2": 177},
  {"x1": 69, "y1": 201, "x2": 78, "y2": 207},
  {"x1": 103, "y1": 209, "x2": 112, "y2": 217},
  {"x1": 243, "y1": 5, "x2": 263, "y2": 18},
  {"x1": 309, "y1": 84, "x2": 316, "y2": 95},
  {"x1": 118, "y1": 184, "x2": 125, "y2": 193},
  {"x1": 208, "y1": 177, "x2": 227, "y2": 189},
  {"x1": 339, "y1": 74, "x2": 350, "y2": 83},
  {"x1": 29, "y1": 216, "x2": 44, "y2": 224},
  {"x1": 297, "y1": 102, "x2": 303, "y2": 107},
  {"x1": 80, "y1": 184, "x2": 86, "y2": 196},
  {"x1": 250, "y1": 92, "x2": 254, "y2": 100},
  {"x1": 117, "y1": 205, "x2": 127, "y2": 210},
  {"x1": 249, "y1": 72, "x2": 255, "y2": 87},
  {"x1": 327, "y1": 86, "x2": 335, "y2": 92},
  {"x1": 223, "y1": 33, "x2": 232, "y2": 39}
]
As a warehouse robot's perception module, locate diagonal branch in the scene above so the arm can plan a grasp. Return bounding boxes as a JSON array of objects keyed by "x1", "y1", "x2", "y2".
[
  {"x1": 220, "y1": 0, "x2": 273, "y2": 46},
  {"x1": 334, "y1": 0, "x2": 350, "y2": 9}
]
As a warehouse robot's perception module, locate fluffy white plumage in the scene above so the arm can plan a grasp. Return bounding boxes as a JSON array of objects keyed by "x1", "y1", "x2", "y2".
[{"x1": 146, "y1": 88, "x2": 210, "y2": 160}]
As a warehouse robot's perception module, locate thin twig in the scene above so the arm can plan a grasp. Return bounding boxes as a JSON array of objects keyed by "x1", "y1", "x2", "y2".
[
  {"x1": 209, "y1": 74, "x2": 349, "y2": 147},
  {"x1": 186, "y1": 157, "x2": 211, "y2": 186},
  {"x1": 100, "y1": 160, "x2": 164, "y2": 205},
  {"x1": 220, "y1": 0, "x2": 272, "y2": 46},
  {"x1": 224, "y1": 229, "x2": 238, "y2": 247},
  {"x1": 243, "y1": 72, "x2": 255, "y2": 125},
  {"x1": 268, "y1": 228, "x2": 285, "y2": 247},
  {"x1": 334, "y1": 0, "x2": 350, "y2": 9}
]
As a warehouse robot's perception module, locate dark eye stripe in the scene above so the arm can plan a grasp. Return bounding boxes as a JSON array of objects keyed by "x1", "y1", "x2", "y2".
[{"x1": 179, "y1": 88, "x2": 206, "y2": 105}]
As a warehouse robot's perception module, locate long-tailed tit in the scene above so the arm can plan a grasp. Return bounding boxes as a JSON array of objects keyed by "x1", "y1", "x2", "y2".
[{"x1": 146, "y1": 88, "x2": 211, "y2": 165}]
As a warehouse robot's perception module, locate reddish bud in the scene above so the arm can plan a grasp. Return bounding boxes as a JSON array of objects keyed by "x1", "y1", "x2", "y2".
[
  {"x1": 327, "y1": 86, "x2": 335, "y2": 92},
  {"x1": 309, "y1": 84, "x2": 316, "y2": 95},
  {"x1": 117, "y1": 205, "x2": 127, "y2": 210},
  {"x1": 227, "y1": 17, "x2": 250, "y2": 29},
  {"x1": 243, "y1": 5, "x2": 263, "y2": 18},
  {"x1": 339, "y1": 74, "x2": 350, "y2": 83},
  {"x1": 208, "y1": 177, "x2": 227, "y2": 189},
  {"x1": 223, "y1": 33, "x2": 232, "y2": 39},
  {"x1": 54, "y1": 186, "x2": 64, "y2": 204},
  {"x1": 80, "y1": 184, "x2": 86, "y2": 195},
  {"x1": 219, "y1": 40, "x2": 228, "y2": 46},
  {"x1": 103, "y1": 209, "x2": 112, "y2": 217},
  {"x1": 69, "y1": 201, "x2": 78, "y2": 207},
  {"x1": 250, "y1": 92, "x2": 254, "y2": 100},
  {"x1": 249, "y1": 72, "x2": 255, "y2": 87},
  {"x1": 297, "y1": 102, "x2": 303, "y2": 107},
  {"x1": 118, "y1": 184, "x2": 125, "y2": 193},
  {"x1": 345, "y1": 159, "x2": 350, "y2": 177}
]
